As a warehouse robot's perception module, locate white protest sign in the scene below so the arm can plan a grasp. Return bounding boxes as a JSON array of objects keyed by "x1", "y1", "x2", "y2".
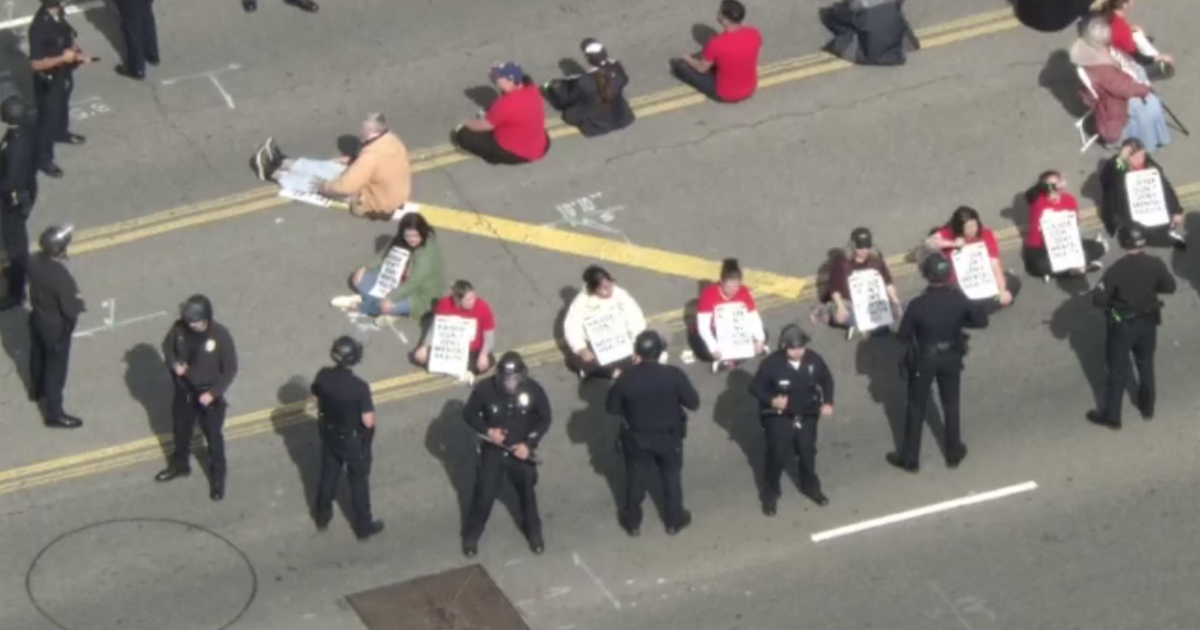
[
  {"x1": 713, "y1": 302, "x2": 756, "y2": 360},
  {"x1": 1040, "y1": 211, "x2": 1086, "y2": 273},
  {"x1": 847, "y1": 269, "x2": 894, "y2": 331},
  {"x1": 1125, "y1": 169, "x2": 1170, "y2": 228},
  {"x1": 427, "y1": 316, "x2": 477, "y2": 377},
  {"x1": 368, "y1": 247, "x2": 411, "y2": 299},
  {"x1": 583, "y1": 310, "x2": 634, "y2": 366},
  {"x1": 950, "y1": 242, "x2": 999, "y2": 300}
]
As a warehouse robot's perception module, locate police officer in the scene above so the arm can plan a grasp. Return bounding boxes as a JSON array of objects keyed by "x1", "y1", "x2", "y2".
[
  {"x1": 27, "y1": 0, "x2": 93, "y2": 178},
  {"x1": 1087, "y1": 225, "x2": 1176, "y2": 429},
  {"x1": 888, "y1": 253, "x2": 989, "y2": 473},
  {"x1": 310, "y1": 336, "x2": 384, "y2": 539},
  {"x1": 0, "y1": 95, "x2": 39, "y2": 311},
  {"x1": 27, "y1": 225, "x2": 83, "y2": 428},
  {"x1": 606, "y1": 330, "x2": 700, "y2": 536},
  {"x1": 749, "y1": 324, "x2": 833, "y2": 516},
  {"x1": 461, "y1": 351, "x2": 551, "y2": 557},
  {"x1": 113, "y1": 0, "x2": 160, "y2": 80},
  {"x1": 155, "y1": 295, "x2": 239, "y2": 501}
]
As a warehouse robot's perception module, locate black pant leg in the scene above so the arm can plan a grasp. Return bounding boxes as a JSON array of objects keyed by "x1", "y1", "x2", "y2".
[
  {"x1": 1021, "y1": 246, "x2": 1052, "y2": 278},
  {"x1": 1102, "y1": 324, "x2": 1136, "y2": 424},
  {"x1": 654, "y1": 435, "x2": 685, "y2": 527},
  {"x1": 452, "y1": 128, "x2": 527, "y2": 165},
  {"x1": 762, "y1": 418, "x2": 793, "y2": 498},
  {"x1": 506, "y1": 458, "x2": 541, "y2": 538},
  {"x1": 796, "y1": 416, "x2": 821, "y2": 496},
  {"x1": 314, "y1": 439, "x2": 343, "y2": 522},
  {"x1": 1131, "y1": 323, "x2": 1158, "y2": 417},
  {"x1": 935, "y1": 356, "x2": 965, "y2": 458},
  {"x1": 169, "y1": 389, "x2": 198, "y2": 469},
  {"x1": 33, "y1": 78, "x2": 57, "y2": 165},
  {"x1": 620, "y1": 432, "x2": 651, "y2": 529},
  {"x1": 1082, "y1": 239, "x2": 1106, "y2": 264},
  {"x1": 144, "y1": 1, "x2": 160, "y2": 63},
  {"x1": 1, "y1": 209, "x2": 30, "y2": 299},
  {"x1": 901, "y1": 363, "x2": 935, "y2": 464},
  {"x1": 669, "y1": 58, "x2": 720, "y2": 100},
  {"x1": 60, "y1": 75, "x2": 74, "y2": 138},
  {"x1": 40, "y1": 329, "x2": 70, "y2": 419},
  {"x1": 199, "y1": 400, "x2": 228, "y2": 485},
  {"x1": 28, "y1": 318, "x2": 45, "y2": 400},
  {"x1": 118, "y1": 1, "x2": 145, "y2": 74},
  {"x1": 343, "y1": 436, "x2": 374, "y2": 530},
  {"x1": 463, "y1": 447, "x2": 506, "y2": 540}
]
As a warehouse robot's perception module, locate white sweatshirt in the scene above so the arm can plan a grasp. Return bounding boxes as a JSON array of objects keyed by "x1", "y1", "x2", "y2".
[{"x1": 562, "y1": 285, "x2": 647, "y2": 354}]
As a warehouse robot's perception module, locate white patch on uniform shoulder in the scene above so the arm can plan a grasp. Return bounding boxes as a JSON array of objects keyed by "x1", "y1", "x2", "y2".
[
  {"x1": 205, "y1": 339, "x2": 217, "y2": 352},
  {"x1": 518, "y1": 393, "x2": 530, "y2": 407}
]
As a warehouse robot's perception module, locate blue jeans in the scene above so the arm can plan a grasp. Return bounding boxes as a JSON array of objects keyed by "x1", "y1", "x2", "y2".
[
  {"x1": 355, "y1": 271, "x2": 412, "y2": 317},
  {"x1": 1123, "y1": 93, "x2": 1171, "y2": 150}
]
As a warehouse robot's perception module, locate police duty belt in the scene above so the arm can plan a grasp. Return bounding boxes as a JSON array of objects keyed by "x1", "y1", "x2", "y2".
[{"x1": 474, "y1": 433, "x2": 543, "y2": 465}]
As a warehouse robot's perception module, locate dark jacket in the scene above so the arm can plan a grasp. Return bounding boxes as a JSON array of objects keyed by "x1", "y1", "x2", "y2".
[
  {"x1": 311, "y1": 366, "x2": 375, "y2": 432},
  {"x1": 1092, "y1": 252, "x2": 1176, "y2": 319},
  {"x1": 897, "y1": 285, "x2": 988, "y2": 351},
  {"x1": 822, "y1": 0, "x2": 920, "y2": 66},
  {"x1": 1, "y1": 126, "x2": 38, "y2": 210},
  {"x1": 1099, "y1": 155, "x2": 1182, "y2": 234},
  {"x1": 606, "y1": 361, "x2": 700, "y2": 435},
  {"x1": 464, "y1": 376, "x2": 552, "y2": 449},
  {"x1": 750, "y1": 349, "x2": 834, "y2": 418},
  {"x1": 27, "y1": 253, "x2": 84, "y2": 336},
  {"x1": 547, "y1": 62, "x2": 635, "y2": 137},
  {"x1": 162, "y1": 320, "x2": 239, "y2": 398}
]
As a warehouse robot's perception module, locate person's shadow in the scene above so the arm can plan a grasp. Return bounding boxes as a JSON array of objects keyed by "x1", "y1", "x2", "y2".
[
  {"x1": 854, "y1": 335, "x2": 908, "y2": 452},
  {"x1": 682, "y1": 280, "x2": 706, "y2": 358},
  {"x1": 1047, "y1": 292, "x2": 1122, "y2": 412},
  {"x1": 815, "y1": 248, "x2": 845, "y2": 303},
  {"x1": 1171, "y1": 212, "x2": 1200, "y2": 297},
  {"x1": 123, "y1": 343, "x2": 176, "y2": 463},
  {"x1": 998, "y1": 188, "x2": 1033, "y2": 236},
  {"x1": 565, "y1": 379, "x2": 627, "y2": 527},
  {"x1": 558, "y1": 58, "x2": 586, "y2": 77},
  {"x1": 0, "y1": 29, "x2": 33, "y2": 103},
  {"x1": 711, "y1": 369, "x2": 766, "y2": 500},
  {"x1": 464, "y1": 86, "x2": 499, "y2": 110},
  {"x1": 552, "y1": 286, "x2": 579, "y2": 373},
  {"x1": 1080, "y1": 158, "x2": 1111, "y2": 233},
  {"x1": 0, "y1": 309, "x2": 33, "y2": 403},
  {"x1": 691, "y1": 24, "x2": 718, "y2": 47},
  {"x1": 272, "y1": 375, "x2": 353, "y2": 527},
  {"x1": 1038, "y1": 49, "x2": 1090, "y2": 119},
  {"x1": 81, "y1": 3, "x2": 126, "y2": 72}
]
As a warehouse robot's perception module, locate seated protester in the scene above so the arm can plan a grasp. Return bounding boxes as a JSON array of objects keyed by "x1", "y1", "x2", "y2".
[
  {"x1": 253, "y1": 113, "x2": 414, "y2": 221},
  {"x1": 820, "y1": 0, "x2": 920, "y2": 67},
  {"x1": 1070, "y1": 16, "x2": 1169, "y2": 150},
  {"x1": 413, "y1": 280, "x2": 497, "y2": 378},
  {"x1": 924, "y1": 206, "x2": 1022, "y2": 312},
  {"x1": 1099, "y1": 0, "x2": 1174, "y2": 81},
  {"x1": 692, "y1": 258, "x2": 767, "y2": 373},
  {"x1": 543, "y1": 38, "x2": 635, "y2": 138},
  {"x1": 1098, "y1": 138, "x2": 1186, "y2": 249},
  {"x1": 1022, "y1": 170, "x2": 1108, "y2": 281},
  {"x1": 669, "y1": 0, "x2": 762, "y2": 103},
  {"x1": 331, "y1": 213, "x2": 445, "y2": 322},
  {"x1": 812, "y1": 227, "x2": 902, "y2": 340},
  {"x1": 452, "y1": 62, "x2": 550, "y2": 165},
  {"x1": 563, "y1": 265, "x2": 650, "y2": 380}
]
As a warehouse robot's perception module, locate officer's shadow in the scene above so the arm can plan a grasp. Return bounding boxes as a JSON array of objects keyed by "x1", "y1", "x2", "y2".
[
  {"x1": 711, "y1": 369, "x2": 770, "y2": 500},
  {"x1": 0, "y1": 308, "x2": 33, "y2": 404},
  {"x1": 854, "y1": 336, "x2": 948, "y2": 459},
  {"x1": 1047, "y1": 292, "x2": 1136, "y2": 411},
  {"x1": 271, "y1": 376, "x2": 355, "y2": 529},
  {"x1": 567, "y1": 379, "x2": 646, "y2": 528},
  {"x1": 122, "y1": 343, "x2": 177, "y2": 464},
  {"x1": 425, "y1": 399, "x2": 526, "y2": 533}
]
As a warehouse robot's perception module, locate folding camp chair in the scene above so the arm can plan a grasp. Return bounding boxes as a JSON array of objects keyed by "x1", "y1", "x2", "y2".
[{"x1": 1074, "y1": 67, "x2": 1101, "y2": 153}]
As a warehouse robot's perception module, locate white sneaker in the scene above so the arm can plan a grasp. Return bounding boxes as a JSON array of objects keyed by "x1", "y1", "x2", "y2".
[
  {"x1": 844, "y1": 326, "x2": 857, "y2": 341},
  {"x1": 1094, "y1": 232, "x2": 1109, "y2": 254},
  {"x1": 711, "y1": 360, "x2": 721, "y2": 374},
  {"x1": 458, "y1": 372, "x2": 476, "y2": 386},
  {"x1": 330, "y1": 295, "x2": 362, "y2": 310}
]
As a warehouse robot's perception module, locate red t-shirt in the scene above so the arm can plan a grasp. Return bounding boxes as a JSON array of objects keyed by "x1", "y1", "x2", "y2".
[
  {"x1": 434, "y1": 296, "x2": 496, "y2": 352},
  {"x1": 696, "y1": 283, "x2": 757, "y2": 333},
  {"x1": 487, "y1": 85, "x2": 548, "y2": 161},
  {"x1": 936, "y1": 225, "x2": 1001, "y2": 284},
  {"x1": 1025, "y1": 192, "x2": 1080, "y2": 249},
  {"x1": 1109, "y1": 14, "x2": 1138, "y2": 57},
  {"x1": 703, "y1": 26, "x2": 762, "y2": 102}
]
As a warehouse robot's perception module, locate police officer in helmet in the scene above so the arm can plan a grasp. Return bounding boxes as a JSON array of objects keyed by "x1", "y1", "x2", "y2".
[
  {"x1": 310, "y1": 336, "x2": 384, "y2": 539},
  {"x1": 0, "y1": 95, "x2": 39, "y2": 311},
  {"x1": 887, "y1": 252, "x2": 988, "y2": 473},
  {"x1": 1087, "y1": 225, "x2": 1176, "y2": 429},
  {"x1": 462, "y1": 351, "x2": 552, "y2": 557},
  {"x1": 606, "y1": 330, "x2": 700, "y2": 536},
  {"x1": 749, "y1": 324, "x2": 834, "y2": 516},
  {"x1": 27, "y1": 224, "x2": 84, "y2": 428},
  {"x1": 156, "y1": 294, "x2": 239, "y2": 501}
]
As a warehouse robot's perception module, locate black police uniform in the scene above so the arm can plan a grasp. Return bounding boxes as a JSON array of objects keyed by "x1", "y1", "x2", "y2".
[
  {"x1": 606, "y1": 358, "x2": 700, "y2": 534},
  {"x1": 26, "y1": 244, "x2": 83, "y2": 427},
  {"x1": 113, "y1": 0, "x2": 159, "y2": 78},
  {"x1": 462, "y1": 372, "x2": 552, "y2": 551},
  {"x1": 750, "y1": 346, "x2": 834, "y2": 509},
  {"x1": 1, "y1": 115, "x2": 38, "y2": 309},
  {"x1": 160, "y1": 314, "x2": 239, "y2": 497},
  {"x1": 311, "y1": 364, "x2": 381, "y2": 536},
  {"x1": 1089, "y1": 249, "x2": 1176, "y2": 427},
  {"x1": 27, "y1": 4, "x2": 85, "y2": 173},
  {"x1": 892, "y1": 281, "x2": 989, "y2": 470}
]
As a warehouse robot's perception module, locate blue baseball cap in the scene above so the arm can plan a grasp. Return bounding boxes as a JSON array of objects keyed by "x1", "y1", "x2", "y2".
[{"x1": 490, "y1": 62, "x2": 524, "y2": 83}]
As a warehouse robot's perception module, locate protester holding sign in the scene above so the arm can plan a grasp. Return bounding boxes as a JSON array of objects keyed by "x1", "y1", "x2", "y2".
[
  {"x1": 1098, "y1": 0, "x2": 1175, "y2": 81},
  {"x1": 814, "y1": 227, "x2": 902, "y2": 340},
  {"x1": 1022, "y1": 170, "x2": 1107, "y2": 280},
  {"x1": 563, "y1": 265, "x2": 649, "y2": 380},
  {"x1": 1098, "y1": 138, "x2": 1186, "y2": 249},
  {"x1": 413, "y1": 280, "x2": 497, "y2": 376},
  {"x1": 332, "y1": 213, "x2": 445, "y2": 321},
  {"x1": 692, "y1": 258, "x2": 767, "y2": 372},
  {"x1": 925, "y1": 206, "x2": 1021, "y2": 311}
]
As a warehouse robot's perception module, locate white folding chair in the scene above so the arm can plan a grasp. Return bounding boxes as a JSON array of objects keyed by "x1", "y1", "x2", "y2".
[{"x1": 1074, "y1": 67, "x2": 1101, "y2": 153}]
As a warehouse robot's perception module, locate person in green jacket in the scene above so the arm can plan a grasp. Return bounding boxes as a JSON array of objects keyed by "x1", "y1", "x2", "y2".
[{"x1": 332, "y1": 213, "x2": 445, "y2": 320}]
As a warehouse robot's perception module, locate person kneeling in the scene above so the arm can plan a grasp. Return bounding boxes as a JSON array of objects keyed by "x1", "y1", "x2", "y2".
[
  {"x1": 563, "y1": 265, "x2": 652, "y2": 380},
  {"x1": 543, "y1": 38, "x2": 635, "y2": 138},
  {"x1": 412, "y1": 280, "x2": 497, "y2": 383},
  {"x1": 332, "y1": 213, "x2": 445, "y2": 324},
  {"x1": 1022, "y1": 170, "x2": 1107, "y2": 282},
  {"x1": 691, "y1": 258, "x2": 766, "y2": 372}
]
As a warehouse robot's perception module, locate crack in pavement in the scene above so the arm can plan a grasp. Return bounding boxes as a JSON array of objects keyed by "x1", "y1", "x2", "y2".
[{"x1": 148, "y1": 85, "x2": 220, "y2": 185}]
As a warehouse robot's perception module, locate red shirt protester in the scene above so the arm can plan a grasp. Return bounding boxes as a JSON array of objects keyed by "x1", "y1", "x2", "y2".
[
  {"x1": 1108, "y1": 13, "x2": 1138, "y2": 58},
  {"x1": 935, "y1": 225, "x2": 1001, "y2": 283},
  {"x1": 697, "y1": 283, "x2": 758, "y2": 328},
  {"x1": 433, "y1": 295, "x2": 496, "y2": 352},
  {"x1": 1025, "y1": 191, "x2": 1081, "y2": 249},
  {"x1": 487, "y1": 85, "x2": 548, "y2": 161},
  {"x1": 703, "y1": 26, "x2": 763, "y2": 102}
]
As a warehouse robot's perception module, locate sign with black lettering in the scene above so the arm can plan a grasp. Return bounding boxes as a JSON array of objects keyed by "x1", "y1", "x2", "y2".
[
  {"x1": 583, "y1": 311, "x2": 634, "y2": 366},
  {"x1": 714, "y1": 302, "x2": 756, "y2": 360},
  {"x1": 1040, "y1": 210, "x2": 1085, "y2": 273},
  {"x1": 369, "y1": 247, "x2": 411, "y2": 300},
  {"x1": 428, "y1": 316, "x2": 477, "y2": 377},
  {"x1": 950, "y1": 242, "x2": 999, "y2": 300},
  {"x1": 1125, "y1": 169, "x2": 1170, "y2": 228},
  {"x1": 847, "y1": 269, "x2": 893, "y2": 331}
]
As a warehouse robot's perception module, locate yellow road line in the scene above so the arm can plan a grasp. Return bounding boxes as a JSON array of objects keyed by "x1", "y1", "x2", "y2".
[{"x1": 3, "y1": 186, "x2": 1197, "y2": 497}]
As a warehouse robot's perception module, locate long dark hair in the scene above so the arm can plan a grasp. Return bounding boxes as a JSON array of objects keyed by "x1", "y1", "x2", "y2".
[
  {"x1": 393, "y1": 212, "x2": 435, "y2": 250},
  {"x1": 947, "y1": 206, "x2": 983, "y2": 238}
]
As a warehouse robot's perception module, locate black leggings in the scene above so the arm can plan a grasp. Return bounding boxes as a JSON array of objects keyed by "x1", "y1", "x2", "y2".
[
  {"x1": 452, "y1": 128, "x2": 549, "y2": 165},
  {"x1": 1022, "y1": 239, "x2": 1106, "y2": 278}
]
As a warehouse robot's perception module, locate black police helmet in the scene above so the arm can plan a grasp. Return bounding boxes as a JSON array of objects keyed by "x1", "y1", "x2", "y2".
[
  {"x1": 330, "y1": 335, "x2": 363, "y2": 367},
  {"x1": 180, "y1": 294, "x2": 214, "y2": 324},
  {"x1": 38, "y1": 225, "x2": 73, "y2": 257},
  {"x1": 1, "y1": 95, "x2": 28, "y2": 126},
  {"x1": 777, "y1": 324, "x2": 810, "y2": 350},
  {"x1": 1117, "y1": 224, "x2": 1146, "y2": 250},
  {"x1": 497, "y1": 351, "x2": 527, "y2": 377},
  {"x1": 634, "y1": 330, "x2": 666, "y2": 360},
  {"x1": 921, "y1": 252, "x2": 953, "y2": 284}
]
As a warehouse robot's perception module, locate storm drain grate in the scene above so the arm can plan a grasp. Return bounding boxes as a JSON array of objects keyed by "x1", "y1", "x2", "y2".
[{"x1": 345, "y1": 564, "x2": 531, "y2": 630}]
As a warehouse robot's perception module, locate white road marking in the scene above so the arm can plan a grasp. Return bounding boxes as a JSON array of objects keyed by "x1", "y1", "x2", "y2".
[
  {"x1": 0, "y1": 0, "x2": 102, "y2": 30},
  {"x1": 810, "y1": 481, "x2": 1039, "y2": 543},
  {"x1": 161, "y1": 64, "x2": 243, "y2": 110},
  {"x1": 572, "y1": 552, "x2": 621, "y2": 610},
  {"x1": 545, "y1": 587, "x2": 571, "y2": 599},
  {"x1": 73, "y1": 299, "x2": 167, "y2": 338}
]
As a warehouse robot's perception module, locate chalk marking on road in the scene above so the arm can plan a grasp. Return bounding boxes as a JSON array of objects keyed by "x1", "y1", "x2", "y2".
[
  {"x1": 3, "y1": 1, "x2": 14, "y2": 23},
  {"x1": 70, "y1": 96, "x2": 112, "y2": 122},
  {"x1": 927, "y1": 581, "x2": 1000, "y2": 630},
  {"x1": 0, "y1": 0, "x2": 101, "y2": 30},
  {"x1": 545, "y1": 587, "x2": 572, "y2": 600},
  {"x1": 546, "y1": 192, "x2": 632, "y2": 244},
  {"x1": 810, "y1": 481, "x2": 1039, "y2": 543},
  {"x1": 572, "y1": 552, "x2": 621, "y2": 610},
  {"x1": 383, "y1": 318, "x2": 409, "y2": 345},
  {"x1": 72, "y1": 299, "x2": 167, "y2": 338},
  {"x1": 160, "y1": 64, "x2": 242, "y2": 110}
]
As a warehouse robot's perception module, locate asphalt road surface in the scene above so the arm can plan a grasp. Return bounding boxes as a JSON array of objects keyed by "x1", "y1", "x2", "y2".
[{"x1": 2, "y1": 0, "x2": 1200, "y2": 629}]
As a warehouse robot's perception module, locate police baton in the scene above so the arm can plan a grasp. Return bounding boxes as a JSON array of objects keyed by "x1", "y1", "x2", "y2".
[
  {"x1": 475, "y1": 433, "x2": 542, "y2": 465},
  {"x1": 1162, "y1": 100, "x2": 1190, "y2": 137}
]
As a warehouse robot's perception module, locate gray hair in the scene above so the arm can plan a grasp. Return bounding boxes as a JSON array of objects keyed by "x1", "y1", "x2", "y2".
[
  {"x1": 364, "y1": 112, "x2": 388, "y2": 134},
  {"x1": 1081, "y1": 16, "x2": 1113, "y2": 47}
]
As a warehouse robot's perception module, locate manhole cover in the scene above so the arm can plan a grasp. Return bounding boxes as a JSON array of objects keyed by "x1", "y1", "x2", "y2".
[
  {"x1": 346, "y1": 564, "x2": 530, "y2": 630},
  {"x1": 26, "y1": 518, "x2": 257, "y2": 630}
]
